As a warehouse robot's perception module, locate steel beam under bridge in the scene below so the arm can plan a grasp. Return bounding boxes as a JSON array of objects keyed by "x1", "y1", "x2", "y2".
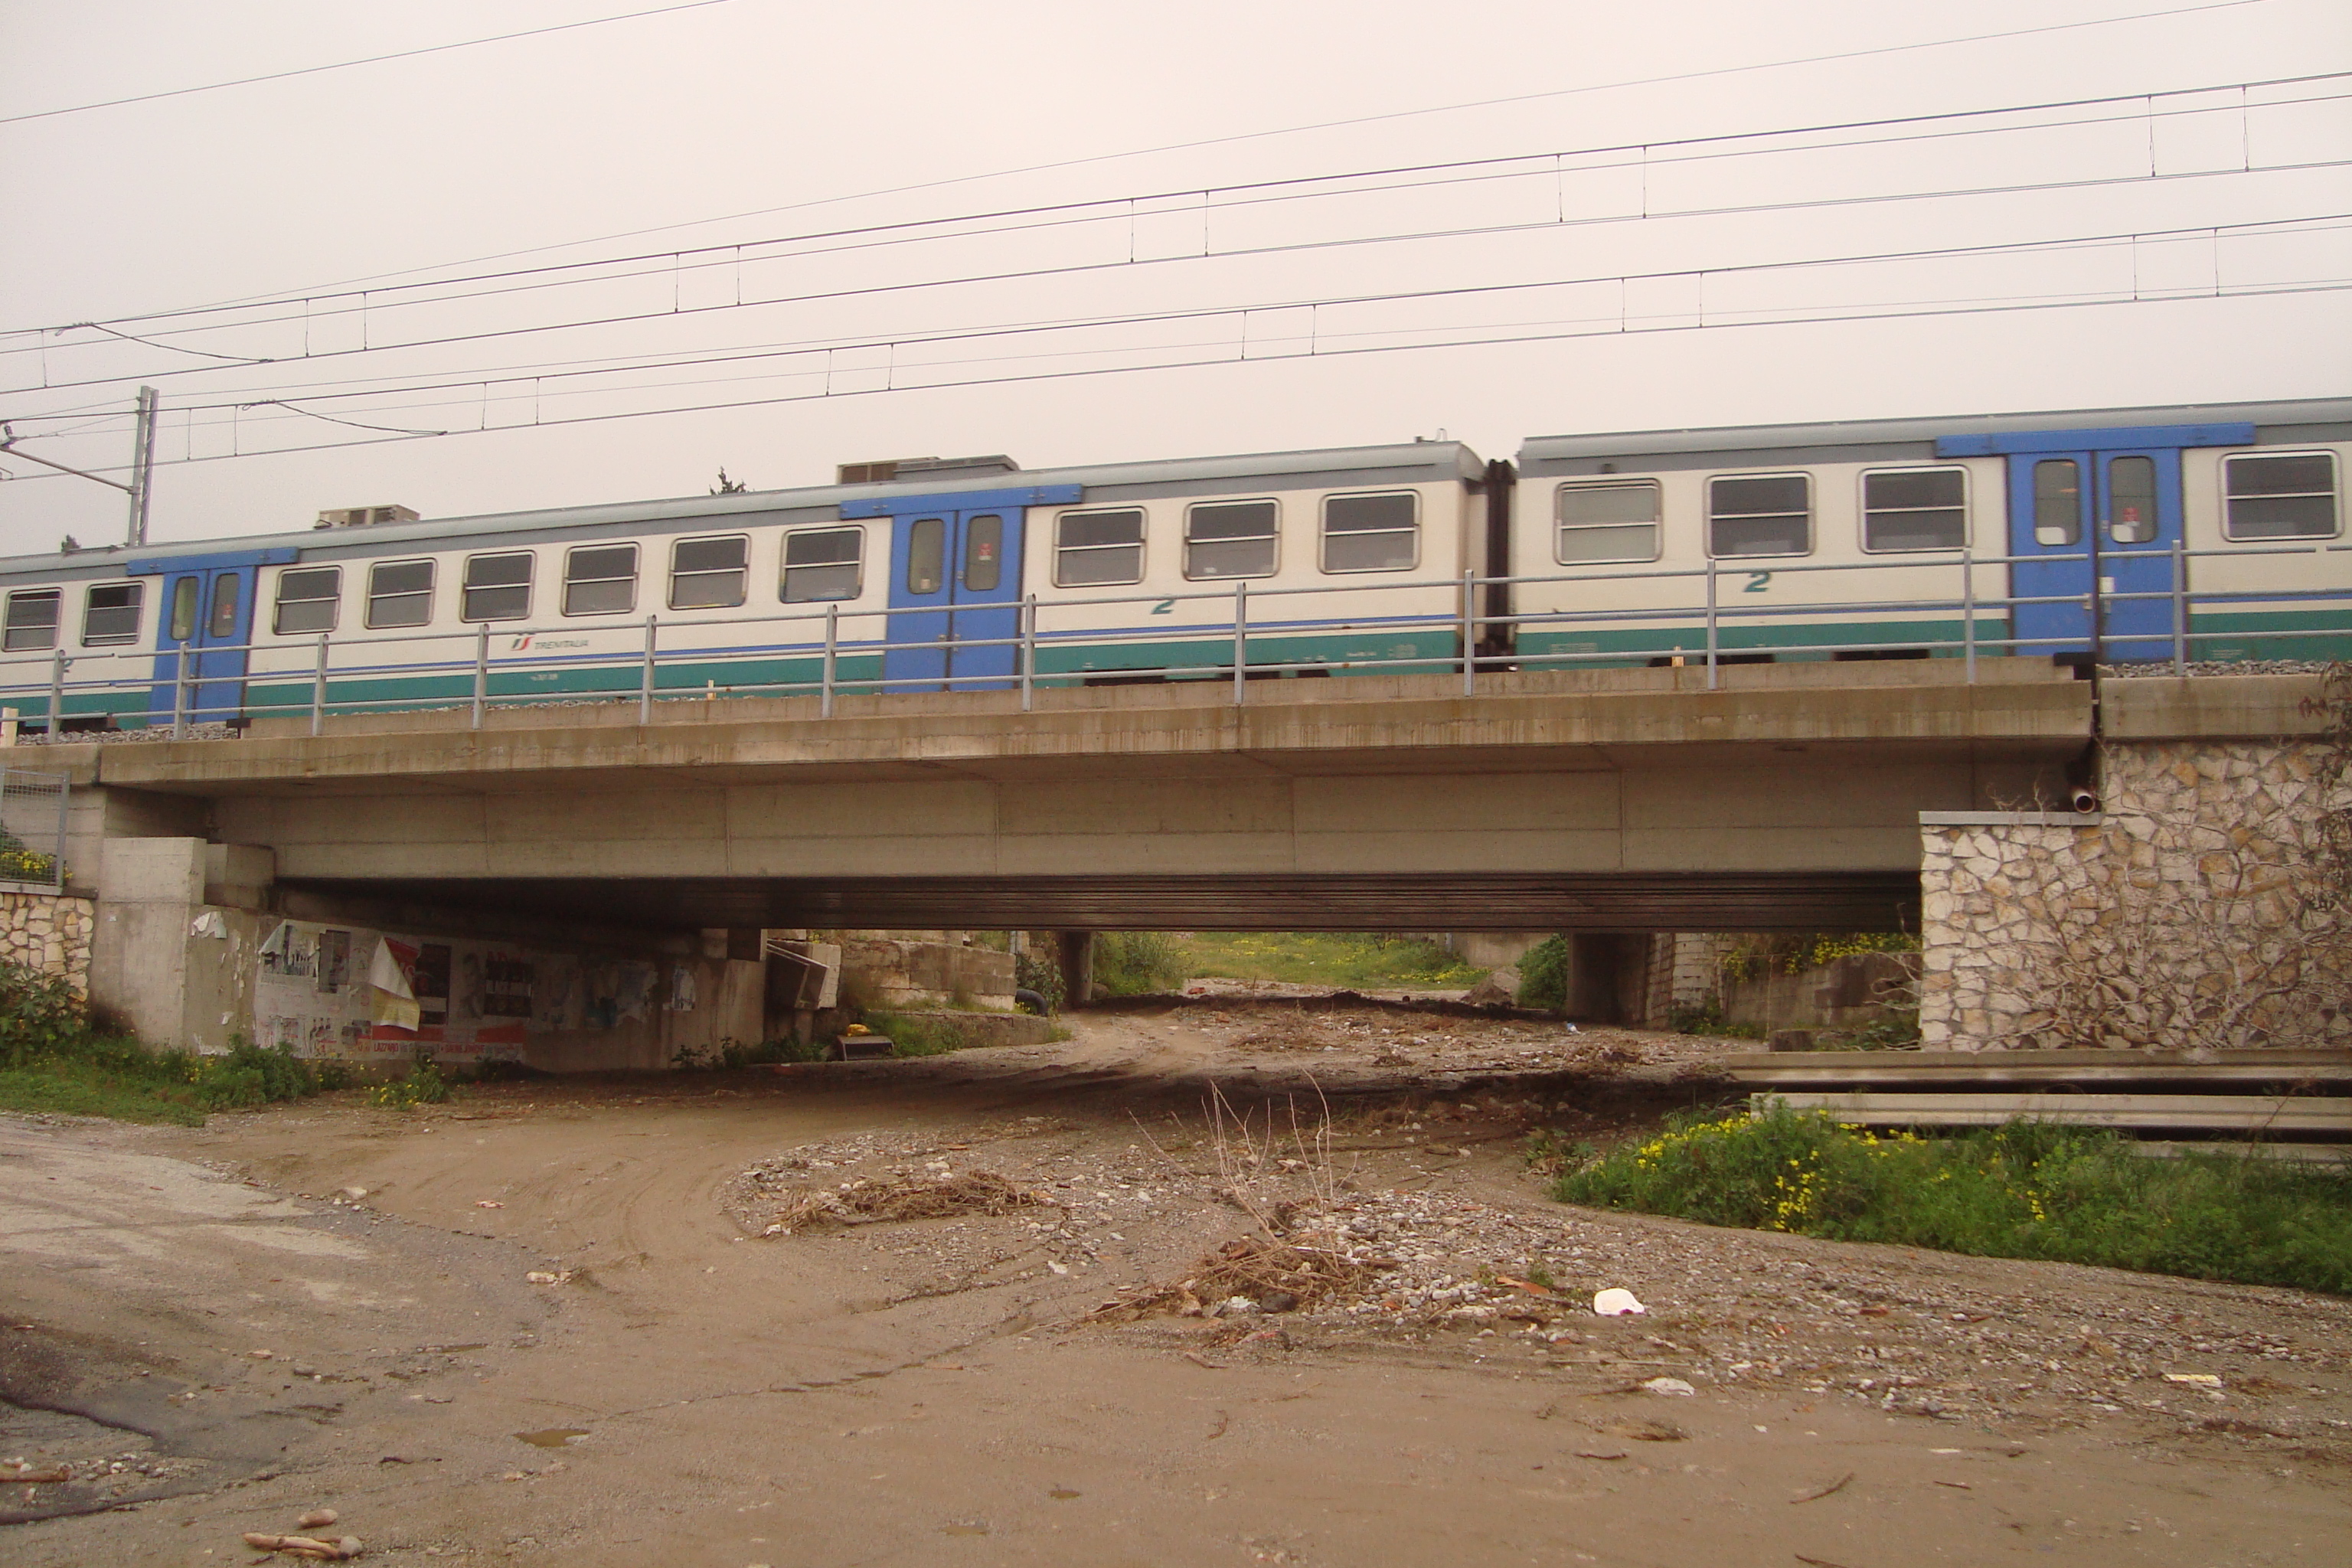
[{"x1": 279, "y1": 871, "x2": 1922, "y2": 935}]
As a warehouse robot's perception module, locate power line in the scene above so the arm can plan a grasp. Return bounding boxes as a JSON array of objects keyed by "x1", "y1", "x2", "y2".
[
  {"x1": 73, "y1": 0, "x2": 2281, "y2": 316},
  {"x1": 0, "y1": 0, "x2": 744, "y2": 126},
  {"x1": 14, "y1": 68, "x2": 2337, "y2": 351}
]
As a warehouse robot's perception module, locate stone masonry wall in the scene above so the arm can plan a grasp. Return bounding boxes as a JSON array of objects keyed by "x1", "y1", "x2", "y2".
[
  {"x1": 1920, "y1": 739, "x2": 2347, "y2": 1050},
  {"x1": 0, "y1": 889, "x2": 95, "y2": 998}
]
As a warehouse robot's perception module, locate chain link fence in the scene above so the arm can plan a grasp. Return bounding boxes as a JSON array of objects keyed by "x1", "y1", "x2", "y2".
[{"x1": 0, "y1": 769, "x2": 70, "y2": 888}]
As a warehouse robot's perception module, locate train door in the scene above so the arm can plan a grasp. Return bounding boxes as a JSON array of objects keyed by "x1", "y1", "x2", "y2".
[
  {"x1": 2005, "y1": 448, "x2": 2183, "y2": 661},
  {"x1": 883, "y1": 508, "x2": 1024, "y2": 691},
  {"x1": 149, "y1": 564, "x2": 258, "y2": 721}
]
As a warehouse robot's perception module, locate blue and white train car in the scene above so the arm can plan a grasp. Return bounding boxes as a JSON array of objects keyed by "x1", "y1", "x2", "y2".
[{"x1": 1509, "y1": 399, "x2": 2352, "y2": 668}]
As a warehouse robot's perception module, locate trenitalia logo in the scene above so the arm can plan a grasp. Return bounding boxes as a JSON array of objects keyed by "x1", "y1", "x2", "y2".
[{"x1": 508, "y1": 634, "x2": 590, "y2": 652}]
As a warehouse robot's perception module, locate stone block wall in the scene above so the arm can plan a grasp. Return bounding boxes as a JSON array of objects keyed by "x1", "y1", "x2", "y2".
[
  {"x1": 0, "y1": 889, "x2": 94, "y2": 998},
  {"x1": 1920, "y1": 739, "x2": 2347, "y2": 1050}
]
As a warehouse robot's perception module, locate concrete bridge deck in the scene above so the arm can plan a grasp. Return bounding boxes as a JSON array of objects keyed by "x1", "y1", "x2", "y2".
[{"x1": 29, "y1": 661, "x2": 2329, "y2": 933}]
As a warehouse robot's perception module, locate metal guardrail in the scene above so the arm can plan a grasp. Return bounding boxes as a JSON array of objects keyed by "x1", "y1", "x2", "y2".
[
  {"x1": 0, "y1": 541, "x2": 2344, "y2": 733},
  {"x1": 0, "y1": 768, "x2": 69, "y2": 888}
]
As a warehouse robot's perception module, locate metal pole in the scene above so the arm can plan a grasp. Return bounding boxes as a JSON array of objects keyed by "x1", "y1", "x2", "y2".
[
  {"x1": 125, "y1": 386, "x2": 158, "y2": 548},
  {"x1": 47, "y1": 652, "x2": 64, "y2": 737},
  {"x1": 51, "y1": 776, "x2": 68, "y2": 890},
  {"x1": 311, "y1": 634, "x2": 328, "y2": 736},
  {"x1": 1704, "y1": 558, "x2": 1720, "y2": 691},
  {"x1": 1232, "y1": 581, "x2": 1248, "y2": 705},
  {"x1": 639, "y1": 614, "x2": 658, "y2": 724},
  {"x1": 820, "y1": 603, "x2": 838, "y2": 719},
  {"x1": 1020, "y1": 593, "x2": 1036, "y2": 713},
  {"x1": 2171, "y1": 535, "x2": 2188, "y2": 675},
  {"x1": 172, "y1": 648, "x2": 188, "y2": 737},
  {"x1": 471, "y1": 622, "x2": 488, "y2": 729},
  {"x1": 1461, "y1": 568, "x2": 1476, "y2": 695},
  {"x1": 1961, "y1": 547, "x2": 1976, "y2": 684}
]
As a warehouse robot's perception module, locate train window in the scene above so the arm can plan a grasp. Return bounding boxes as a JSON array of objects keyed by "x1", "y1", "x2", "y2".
[
  {"x1": 2033, "y1": 460, "x2": 2082, "y2": 546},
  {"x1": 906, "y1": 518, "x2": 946, "y2": 595},
  {"x1": 1054, "y1": 508, "x2": 1145, "y2": 586},
  {"x1": 461, "y1": 552, "x2": 533, "y2": 622},
  {"x1": 207, "y1": 575, "x2": 240, "y2": 639},
  {"x1": 1321, "y1": 492, "x2": 1418, "y2": 573},
  {"x1": 669, "y1": 535, "x2": 748, "y2": 609},
  {"x1": 169, "y1": 578, "x2": 198, "y2": 641},
  {"x1": 2224, "y1": 452, "x2": 2338, "y2": 540},
  {"x1": 81, "y1": 582, "x2": 142, "y2": 646},
  {"x1": 1184, "y1": 499, "x2": 1278, "y2": 580},
  {"x1": 782, "y1": 527, "x2": 862, "y2": 603},
  {"x1": 273, "y1": 567, "x2": 341, "y2": 635},
  {"x1": 2106, "y1": 456, "x2": 2158, "y2": 544},
  {"x1": 367, "y1": 560, "x2": 435, "y2": 628},
  {"x1": 1861, "y1": 468, "x2": 1967, "y2": 552},
  {"x1": 562, "y1": 544, "x2": 639, "y2": 616},
  {"x1": 3, "y1": 590, "x2": 59, "y2": 652},
  {"x1": 1707, "y1": 475, "x2": 1811, "y2": 557},
  {"x1": 1556, "y1": 482, "x2": 1661, "y2": 564},
  {"x1": 963, "y1": 514, "x2": 1004, "y2": 594}
]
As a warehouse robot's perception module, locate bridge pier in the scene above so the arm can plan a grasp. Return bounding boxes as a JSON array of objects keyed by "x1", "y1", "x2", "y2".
[{"x1": 1057, "y1": 930, "x2": 1096, "y2": 1008}]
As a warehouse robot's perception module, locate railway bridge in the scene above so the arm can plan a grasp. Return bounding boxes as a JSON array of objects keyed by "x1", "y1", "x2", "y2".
[{"x1": 15, "y1": 658, "x2": 2327, "y2": 1061}]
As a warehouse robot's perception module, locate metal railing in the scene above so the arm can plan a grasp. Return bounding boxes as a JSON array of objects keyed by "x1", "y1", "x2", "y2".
[
  {"x1": 0, "y1": 768, "x2": 69, "y2": 888},
  {"x1": 0, "y1": 541, "x2": 2344, "y2": 733}
]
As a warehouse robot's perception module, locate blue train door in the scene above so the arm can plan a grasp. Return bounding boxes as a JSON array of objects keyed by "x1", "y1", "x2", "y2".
[
  {"x1": 1943, "y1": 420, "x2": 2252, "y2": 663},
  {"x1": 149, "y1": 564, "x2": 258, "y2": 721},
  {"x1": 883, "y1": 508, "x2": 1024, "y2": 691}
]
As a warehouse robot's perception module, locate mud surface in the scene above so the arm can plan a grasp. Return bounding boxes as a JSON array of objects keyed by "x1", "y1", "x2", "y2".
[{"x1": 2, "y1": 1003, "x2": 2345, "y2": 1565}]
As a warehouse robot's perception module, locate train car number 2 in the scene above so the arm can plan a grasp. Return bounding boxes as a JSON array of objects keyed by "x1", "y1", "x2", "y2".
[{"x1": 1743, "y1": 572, "x2": 1772, "y2": 593}]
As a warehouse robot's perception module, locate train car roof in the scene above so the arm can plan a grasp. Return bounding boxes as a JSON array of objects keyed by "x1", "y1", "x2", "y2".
[
  {"x1": 1517, "y1": 397, "x2": 2352, "y2": 472},
  {"x1": 0, "y1": 439, "x2": 1487, "y2": 581}
]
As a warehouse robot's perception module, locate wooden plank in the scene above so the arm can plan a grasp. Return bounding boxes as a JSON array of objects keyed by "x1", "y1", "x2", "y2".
[
  {"x1": 1723, "y1": 1049, "x2": 2352, "y2": 1089},
  {"x1": 1755, "y1": 1091, "x2": 2352, "y2": 1135}
]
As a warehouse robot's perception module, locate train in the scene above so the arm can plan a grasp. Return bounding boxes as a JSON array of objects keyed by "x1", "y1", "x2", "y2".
[{"x1": 0, "y1": 396, "x2": 2344, "y2": 731}]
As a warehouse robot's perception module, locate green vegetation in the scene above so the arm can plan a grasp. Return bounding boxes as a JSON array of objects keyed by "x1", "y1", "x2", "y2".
[
  {"x1": 368, "y1": 1052, "x2": 452, "y2": 1109},
  {"x1": 1720, "y1": 931, "x2": 1918, "y2": 982},
  {"x1": 1093, "y1": 932, "x2": 1190, "y2": 996},
  {"x1": 1664, "y1": 999, "x2": 1764, "y2": 1039},
  {"x1": 0, "y1": 959, "x2": 341, "y2": 1124},
  {"x1": 1174, "y1": 933, "x2": 1483, "y2": 991},
  {"x1": 864, "y1": 1011, "x2": 965, "y2": 1057},
  {"x1": 1014, "y1": 947, "x2": 1064, "y2": 1011},
  {"x1": 1514, "y1": 935, "x2": 1571, "y2": 1011},
  {"x1": 1555, "y1": 1103, "x2": 2352, "y2": 1295}
]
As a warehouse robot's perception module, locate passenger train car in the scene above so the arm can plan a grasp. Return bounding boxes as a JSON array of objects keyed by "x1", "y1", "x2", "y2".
[{"x1": 0, "y1": 398, "x2": 2341, "y2": 730}]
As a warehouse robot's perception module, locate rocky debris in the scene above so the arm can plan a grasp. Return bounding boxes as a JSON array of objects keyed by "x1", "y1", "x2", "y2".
[{"x1": 763, "y1": 1170, "x2": 1049, "y2": 1233}]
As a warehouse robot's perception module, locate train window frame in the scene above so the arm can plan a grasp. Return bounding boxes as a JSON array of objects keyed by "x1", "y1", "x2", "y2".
[
  {"x1": 1053, "y1": 508, "x2": 1146, "y2": 588},
  {"x1": 2222, "y1": 451, "x2": 2341, "y2": 541},
  {"x1": 1706, "y1": 472, "x2": 1813, "y2": 560},
  {"x1": 80, "y1": 582, "x2": 143, "y2": 647},
  {"x1": 366, "y1": 560, "x2": 436, "y2": 629},
  {"x1": 668, "y1": 534, "x2": 749, "y2": 610},
  {"x1": 780, "y1": 525, "x2": 864, "y2": 603},
  {"x1": 1182, "y1": 498, "x2": 1280, "y2": 581},
  {"x1": 1319, "y1": 490, "x2": 1419, "y2": 575},
  {"x1": 4, "y1": 589, "x2": 60, "y2": 652},
  {"x1": 1554, "y1": 480, "x2": 1662, "y2": 565},
  {"x1": 1858, "y1": 466, "x2": 1970, "y2": 554},
  {"x1": 560, "y1": 542, "x2": 639, "y2": 617},
  {"x1": 460, "y1": 551, "x2": 534, "y2": 623},
  {"x1": 272, "y1": 566, "x2": 342, "y2": 635},
  {"x1": 169, "y1": 577, "x2": 198, "y2": 641}
]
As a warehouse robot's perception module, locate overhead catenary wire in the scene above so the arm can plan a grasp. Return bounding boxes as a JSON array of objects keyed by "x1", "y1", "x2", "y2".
[{"x1": 82, "y1": 0, "x2": 2277, "y2": 316}]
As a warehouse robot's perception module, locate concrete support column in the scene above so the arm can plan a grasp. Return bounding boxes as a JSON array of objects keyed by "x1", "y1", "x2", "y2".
[
  {"x1": 1056, "y1": 930, "x2": 1095, "y2": 1009},
  {"x1": 90, "y1": 838, "x2": 207, "y2": 1048}
]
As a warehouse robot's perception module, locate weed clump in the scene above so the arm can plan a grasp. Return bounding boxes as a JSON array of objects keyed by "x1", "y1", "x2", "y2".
[
  {"x1": 369, "y1": 1053, "x2": 451, "y2": 1110},
  {"x1": 1556, "y1": 1103, "x2": 2352, "y2": 1295}
]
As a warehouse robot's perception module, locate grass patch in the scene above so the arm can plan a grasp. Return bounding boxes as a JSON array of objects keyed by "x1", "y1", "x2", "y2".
[
  {"x1": 1177, "y1": 933, "x2": 1483, "y2": 990},
  {"x1": 864, "y1": 1011, "x2": 965, "y2": 1057},
  {"x1": 0, "y1": 957, "x2": 345, "y2": 1124},
  {"x1": 1554, "y1": 1102, "x2": 2352, "y2": 1296}
]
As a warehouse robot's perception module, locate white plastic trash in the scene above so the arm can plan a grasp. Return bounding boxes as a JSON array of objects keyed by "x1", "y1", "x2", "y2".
[
  {"x1": 1641, "y1": 1377, "x2": 1696, "y2": 1396},
  {"x1": 1592, "y1": 1288, "x2": 1647, "y2": 1317}
]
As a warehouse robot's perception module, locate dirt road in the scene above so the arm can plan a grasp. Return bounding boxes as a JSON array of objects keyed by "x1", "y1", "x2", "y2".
[{"x1": 3, "y1": 1001, "x2": 2346, "y2": 1565}]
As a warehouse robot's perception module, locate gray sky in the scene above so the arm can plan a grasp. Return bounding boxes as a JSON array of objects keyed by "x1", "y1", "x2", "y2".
[{"x1": 2, "y1": 0, "x2": 2347, "y2": 555}]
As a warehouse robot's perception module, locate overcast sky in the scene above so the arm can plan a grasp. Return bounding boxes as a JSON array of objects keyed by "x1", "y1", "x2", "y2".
[{"x1": 2, "y1": 0, "x2": 2347, "y2": 556}]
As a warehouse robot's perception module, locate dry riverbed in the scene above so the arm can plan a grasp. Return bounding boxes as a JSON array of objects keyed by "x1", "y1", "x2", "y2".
[{"x1": 2, "y1": 999, "x2": 2344, "y2": 1565}]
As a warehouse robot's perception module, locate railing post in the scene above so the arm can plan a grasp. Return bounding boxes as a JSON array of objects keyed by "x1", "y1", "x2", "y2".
[
  {"x1": 1961, "y1": 547, "x2": 1976, "y2": 684},
  {"x1": 821, "y1": 604, "x2": 838, "y2": 719},
  {"x1": 47, "y1": 651, "x2": 64, "y2": 737},
  {"x1": 311, "y1": 633, "x2": 329, "y2": 737},
  {"x1": 639, "y1": 614, "x2": 658, "y2": 724},
  {"x1": 471, "y1": 622, "x2": 489, "y2": 729},
  {"x1": 1020, "y1": 593, "x2": 1036, "y2": 713},
  {"x1": 1461, "y1": 568, "x2": 1476, "y2": 695},
  {"x1": 1704, "y1": 558, "x2": 1720, "y2": 691},
  {"x1": 1232, "y1": 581, "x2": 1249, "y2": 706},
  {"x1": 172, "y1": 647, "x2": 188, "y2": 736},
  {"x1": 2171, "y1": 535, "x2": 2188, "y2": 675}
]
